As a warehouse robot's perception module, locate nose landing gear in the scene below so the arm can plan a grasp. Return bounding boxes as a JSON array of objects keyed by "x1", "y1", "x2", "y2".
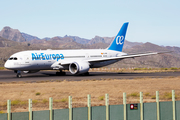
[
  {"x1": 17, "y1": 73, "x2": 22, "y2": 78},
  {"x1": 14, "y1": 70, "x2": 22, "y2": 78}
]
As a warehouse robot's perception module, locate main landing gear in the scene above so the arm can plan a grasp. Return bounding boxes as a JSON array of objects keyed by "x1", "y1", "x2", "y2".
[
  {"x1": 14, "y1": 70, "x2": 22, "y2": 78},
  {"x1": 56, "y1": 70, "x2": 66, "y2": 76}
]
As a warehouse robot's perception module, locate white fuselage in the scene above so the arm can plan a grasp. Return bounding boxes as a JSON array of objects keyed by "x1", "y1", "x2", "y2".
[{"x1": 4, "y1": 49, "x2": 127, "y2": 71}]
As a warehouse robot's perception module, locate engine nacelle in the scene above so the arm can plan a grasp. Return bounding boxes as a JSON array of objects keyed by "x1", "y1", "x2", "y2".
[
  {"x1": 23, "y1": 70, "x2": 40, "y2": 74},
  {"x1": 69, "y1": 61, "x2": 89, "y2": 75}
]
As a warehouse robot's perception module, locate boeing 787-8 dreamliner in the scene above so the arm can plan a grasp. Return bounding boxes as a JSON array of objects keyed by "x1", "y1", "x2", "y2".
[{"x1": 4, "y1": 22, "x2": 169, "y2": 78}]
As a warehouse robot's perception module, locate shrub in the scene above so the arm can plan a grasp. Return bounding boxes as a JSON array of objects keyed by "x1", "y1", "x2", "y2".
[
  {"x1": 128, "y1": 92, "x2": 139, "y2": 97},
  {"x1": 2, "y1": 103, "x2": 7, "y2": 107},
  {"x1": 36, "y1": 92, "x2": 41, "y2": 95},
  {"x1": 163, "y1": 92, "x2": 172, "y2": 99},
  {"x1": 134, "y1": 68, "x2": 141, "y2": 71},
  {"x1": 60, "y1": 98, "x2": 68, "y2": 102},
  {"x1": 42, "y1": 99, "x2": 48, "y2": 103},
  {"x1": 54, "y1": 99, "x2": 60, "y2": 103},
  {"x1": 171, "y1": 67, "x2": 178, "y2": 70},
  {"x1": 151, "y1": 95, "x2": 156, "y2": 99},
  {"x1": 0, "y1": 111, "x2": 4, "y2": 114},
  {"x1": 32, "y1": 100, "x2": 38, "y2": 104},
  {"x1": 145, "y1": 92, "x2": 150, "y2": 96},
  {"x1": 11, "y1": 100, "x2": 21, "y2": 106},
  {"x1": 20, "y1": 101, "x2": 27, "y2": 105},
  {"x1": 99, "y1": 96, "x2": 104, "y2": 100},
  {"x1": 0, "y1": 67, "x2": 5, "y2": 70},
  {"x1": 163, "y1": 92, "x2": 177, "y2": 99},
  {"x1": 142, "y1": 68, "x2": 148, "y2": 70},
  {"x1": 161, "y1": 68, "x2": 168, "y2": 70}
]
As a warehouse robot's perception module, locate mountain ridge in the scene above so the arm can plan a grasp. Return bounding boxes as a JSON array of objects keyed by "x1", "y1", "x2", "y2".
[
  {"x1": 21, "y1": 32, "x2": 41, "y2": 41},
  {"x1": 0, "y1": 26, "x2": 25, "y2": 42}
]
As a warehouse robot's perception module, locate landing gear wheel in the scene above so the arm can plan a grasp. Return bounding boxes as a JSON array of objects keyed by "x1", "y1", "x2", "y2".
[{"x1": 17, "y1": 73, "x2": 22, "y2": 78}]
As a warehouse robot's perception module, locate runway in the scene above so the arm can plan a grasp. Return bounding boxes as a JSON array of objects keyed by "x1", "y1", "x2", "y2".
[{"x1": 0, "y1": 70, "x2": 180, "y2": 82}]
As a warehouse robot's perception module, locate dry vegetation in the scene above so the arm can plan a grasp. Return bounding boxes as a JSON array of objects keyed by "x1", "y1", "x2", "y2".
[
  {"x1": 90, "y1": 67, "x2": 180, "y2": 73},
  {"x1": 1, "y1": 76, "x2": 180, "y2": 113}
]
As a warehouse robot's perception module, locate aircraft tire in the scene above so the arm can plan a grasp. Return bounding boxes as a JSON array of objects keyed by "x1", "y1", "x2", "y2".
[{"x1": 17, "y1": 73, "x2": 22, "y2": 78}]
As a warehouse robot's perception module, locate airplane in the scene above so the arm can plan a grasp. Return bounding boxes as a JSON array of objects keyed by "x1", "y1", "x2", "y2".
[{"x1": 4, "y1": 22, "x2": 170, "y2": 78}]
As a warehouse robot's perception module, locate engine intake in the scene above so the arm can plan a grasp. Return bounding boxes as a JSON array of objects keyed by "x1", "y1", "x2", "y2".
[{"x1": 69, "y1": 62, "x2": 89, "y2": 75}]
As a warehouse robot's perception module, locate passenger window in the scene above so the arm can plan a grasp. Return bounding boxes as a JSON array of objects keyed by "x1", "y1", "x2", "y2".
[{"x1": 14, "y1": 58, "x2": 18, "y2": 60}]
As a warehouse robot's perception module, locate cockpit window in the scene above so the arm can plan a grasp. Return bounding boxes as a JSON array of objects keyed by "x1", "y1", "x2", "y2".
[
  {"x1": 8, "y1": 57, "x2": 18, "y2": 60},
  {"x1": 9, "y1": 57, "x2": 13, "y2": 60}
]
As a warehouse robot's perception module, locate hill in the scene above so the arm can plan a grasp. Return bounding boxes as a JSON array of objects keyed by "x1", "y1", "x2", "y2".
[
  {"x1": 28, "y1": 37, "x2": 85, "y2": 49},
  {"x1": 0, "y1": 27, "x2": 25, "y2": 42},
  {"x1": 64, "y1": 35, "x2": 90, "y2": 44},
  {"x1": 110, "y1": 43, "x2": 180, "y2": 68},
  {"x1": 21, "y1": 33, "x2": 40, "y2": 41}
]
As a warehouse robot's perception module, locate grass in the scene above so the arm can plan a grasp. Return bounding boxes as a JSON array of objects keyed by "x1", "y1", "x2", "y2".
[
  {"x1": 161, "y1": 68, "x2": 168, "y2": 70},
  {"x1": 9, "y1": 98, "x2": 69, "y2": 105},
  {"x1": 163, "y1": 92, "x2": 172, "y2": 99},
  {"x1": 171, "y1": 67, "x2": 178, "y2": 70},
  {"x1": 11, "y1": 100, "x2": 21, "y2": 106},
  {"x1": 128, "y1": 92, "x2": 139, "y2": 97},
  {"x1": 133, "y1": 68, "x2": 141, "y2": 70},
  {"x1": 54, "y1": 99, "x2": 61, "y2": 103},
  {"x1": 11, "y1": 100, "x2": 28, "y2": 106},
  {"x1": 133, "y1": 68, "x2": 150, "y2": 71},
  {"x1": 20, "y1": 101, "x2": 28, "y2": 105},
  {"x1": 49, "y1": 98, "x2": 68, "y2": 103},
  {"x1": 0, "y1": 76, "x2": 180, "y2": 113},
  {"x1": 127, "y1": 67, "x2": 180, "y2": 72},
  {"x1": 32, "y1": 100, "x2": 38, "y2": 104},
  {"x1": 0, "y1": 111, "x2": 4, "y2": 114},
  {"x1": 42, "y1": 99, "x2": 48, "y2": 103},
  {"x1": 35, "y1": 92, "x2": 41, "y2": 96},
  {"x1": 162, "y1": 92, "x2": 177, "y2": 99},
  {"x1": 144, "y1": 92, "x2": 150, "y2": 96},
  {"x1": 0, "y1": 67, "x2": 5, "y2": 70},
  {"x1": 151, "y1": 95, "x2": 156, "y2": 99},
  {"x1": 99, "y1": 96, "x2": 104, "y2": 100},
  {"x1": 60, "y1": 98, "x2": 68, "y2": 102}
]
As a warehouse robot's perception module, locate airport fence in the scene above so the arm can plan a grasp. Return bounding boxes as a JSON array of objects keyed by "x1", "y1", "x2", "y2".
[{"x1": 0, "y1": 90, "x2": 179, "y2": 120}]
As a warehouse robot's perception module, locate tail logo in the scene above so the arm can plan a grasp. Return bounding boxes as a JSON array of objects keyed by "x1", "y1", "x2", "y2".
[{"x1": 116, "y1": 36, "x2": 124, "y2": 45}]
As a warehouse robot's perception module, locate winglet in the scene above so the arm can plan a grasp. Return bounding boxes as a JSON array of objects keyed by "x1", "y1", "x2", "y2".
[{"x1": 107, "y1": 22, "x2": 129, "y2": 52}]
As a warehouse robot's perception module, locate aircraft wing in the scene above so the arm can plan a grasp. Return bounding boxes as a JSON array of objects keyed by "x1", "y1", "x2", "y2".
[
  {"x1": 57, "y1": 51, "x2": 171, "y2": 66},
  {"x1": 87, "y1": 51, "x2": 172, "y2": 63}
]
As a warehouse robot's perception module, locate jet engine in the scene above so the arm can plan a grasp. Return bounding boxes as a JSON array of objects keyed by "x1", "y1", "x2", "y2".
[
  {"x1": 69, "y1": 61, "x2": 89, "y2": 75},
  {"x1": 23, "y1": 70, "x2": 40, "y2": 74}
]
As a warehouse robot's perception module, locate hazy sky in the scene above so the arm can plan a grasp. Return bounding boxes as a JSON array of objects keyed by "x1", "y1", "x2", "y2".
[{"x1": 0, "y1": 0, "x2": 180, "y2": 46}]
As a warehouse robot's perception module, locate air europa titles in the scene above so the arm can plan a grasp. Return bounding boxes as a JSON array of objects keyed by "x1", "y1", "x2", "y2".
[{"x1": 32, "y1": 53, "x2": 64, "y2": 61}]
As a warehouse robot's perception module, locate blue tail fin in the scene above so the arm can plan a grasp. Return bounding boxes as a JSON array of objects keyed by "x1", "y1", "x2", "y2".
[{"x1": 107, "y1": 22, "x2": 129, "y2": 52}]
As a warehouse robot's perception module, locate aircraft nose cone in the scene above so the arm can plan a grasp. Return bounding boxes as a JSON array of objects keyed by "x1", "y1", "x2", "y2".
[{"x1": 4, "y1": 61, "x2": 11, "y2": 69}]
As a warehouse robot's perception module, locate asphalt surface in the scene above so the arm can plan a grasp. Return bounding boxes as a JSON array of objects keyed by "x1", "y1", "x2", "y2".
[{"x1": 0, "y1": 70, "x2": 180, "y2": 82}]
